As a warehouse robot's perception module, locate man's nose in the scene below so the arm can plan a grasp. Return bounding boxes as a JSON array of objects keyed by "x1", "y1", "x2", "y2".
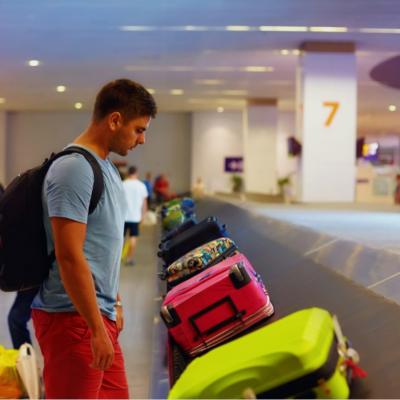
[{"x1": 138, "y1": 134, "x2": 145, "y2": 145}]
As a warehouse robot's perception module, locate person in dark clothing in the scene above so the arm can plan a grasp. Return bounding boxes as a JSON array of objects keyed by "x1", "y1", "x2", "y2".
[{"x1": 7, "y1": 288, "x2": 38, "y2": 348}]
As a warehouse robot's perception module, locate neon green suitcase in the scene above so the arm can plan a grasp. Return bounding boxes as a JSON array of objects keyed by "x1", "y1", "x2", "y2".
[
  {"x1": 168, "y1": 307, "x2": 362, "y2": 399},
  {"x1": 162, "y1": 206, "x2": 186, "y2": 232}
]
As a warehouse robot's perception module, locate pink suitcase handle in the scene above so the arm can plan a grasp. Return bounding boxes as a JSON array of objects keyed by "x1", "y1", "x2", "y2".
[{"x1": 188, "y1": 295, "x2": 246, "y2": 340}]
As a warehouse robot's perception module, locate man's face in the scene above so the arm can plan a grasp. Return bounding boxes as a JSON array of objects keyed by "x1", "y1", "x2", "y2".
[{"x1": 110, "y1": 115, "x2": 151, "y2": 156}]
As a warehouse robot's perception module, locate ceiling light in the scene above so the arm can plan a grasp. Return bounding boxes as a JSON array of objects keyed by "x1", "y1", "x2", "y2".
[
  {"x1": 120, "y1": 26, "x2": 157, "y2": 31},
  {"x1": 183, "y1": 26, "x2": 210, "y2": 31},
  {"x1": 0, "y1": 98, "x2": 5, "y2": 104},
  {"x1": 221, "y1": 90, "x2": 248, "y2": 96},
  {"x1": 170, "y1": 89, "x2": 184, "y2": 95},
  {"x1": 242, "y1": 66, "x2": 274, "y2": 72},
  {"x1": 280, "y1": 49, "x2": 290, "y2": 55},
  {"x1": 309, "y1": 26, "x2": 348, "y2": 32},
  {"x1": 217, "y1": 107, "x2": 224, "y2": 113},
  {"x1": 206, "y1": 66, "x2": 235, "y2": 72},
  {"x1": 74, "y1": 102, "x2": 83, "y2": 110},
  {"x1": 358, "y1": 28, "x2": 400, "y2": 34},
  {"x1": 146, "y1": 88, "x2": 155, "y2": 94},
  {"x1": 388, "y1": 105, "x2": 397, "y2": 112},
  {"x1": 225, "y1": 26, "x2": 251, "y2": 31},
  {"x1": 259, "y1": 26, "x2": 308, "y2": 32},
  {"x1": 292, "y1": 49, "x2": 301, "y2": 55},
  {"x1": 195, "y1": 79, "x2": 224, "y2": 85},
  {"x1": 56, "y1": 85, "x2": 66, "y2": 93},
  {"x1": 28, "y1": 59, "x2": 40, "y2": 67}
]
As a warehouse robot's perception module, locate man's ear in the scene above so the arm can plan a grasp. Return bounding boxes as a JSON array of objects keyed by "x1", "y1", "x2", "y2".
[{"x1": 108, "y1": 112, "x2": 122, "y2": 131}]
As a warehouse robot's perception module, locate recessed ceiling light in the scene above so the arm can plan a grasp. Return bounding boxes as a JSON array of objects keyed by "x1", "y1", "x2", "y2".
[
  {"x1": 170, "y1": 89, "x2": 184, "y2": 95},
  {"x1": 183, "y1": 25, "x2": 209, "y2": 31},
  {"x1": 259, "y1": 26, "x2": 308, "y2": 32},
  {"x1": 280, "y1": 49, "x2": 290, "y2": 55},
  {"x1": 242, "y1": 66, "x2": 274, "y2": 72},
  {"x1": 217, "y1": 107, "x2": 224, "y2": 113},
  {"x1": 388, "y1": 105, "x2": 397, "y2": 112},
  {"x1": 309, "y1": 26, "x2": 348, "y2": 32},
  {"x1": 222, "y1": 90, "x2": 248, "y2": 96},
  {"x1": 0, "y1": 98, "x2": 5, "y2": 104},
  {"x1": 358, "y1": 28, "x2": 400, "y2": 34},
  {"x1": 146, "y1": 88, "x2": 156, "y2": 94},
  {"x1": 74, "y1": 102, "x2": 83, "y2": 110},
  {"x1": 195, "y1": 79, "x2": 224, "y2": 85},
  {"x1": 56, "y1": 85, "x2": 66, "y2": 93},
  {"x1": 28, "y1": 59, "x2": 40, "y2": 67},
  {"x1": 206, "y1": 66, "x2": 235, "y2": 72},
  {"x1": 225, "y1": 26, "x2": 251, "y2": 31},
  {"x1": 120, "y1": 26, "x2": 157, "y2": 31},
  {"x1": 292, "y1": 49, "x2": 301, "y2": 56}
]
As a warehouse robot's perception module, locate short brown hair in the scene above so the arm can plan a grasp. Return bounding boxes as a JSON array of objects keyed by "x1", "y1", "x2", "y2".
[{"x1": 93, "y1": 79, "x2": 157, "y2": 122}]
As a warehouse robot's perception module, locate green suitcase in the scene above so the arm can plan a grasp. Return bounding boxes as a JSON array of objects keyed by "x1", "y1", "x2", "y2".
[
  {"x1": 162, "y1": 205, "x2": 186, "y2": 232},
  {"x1": 168, "y1": 307, "x2": 363, "y2": 399}
]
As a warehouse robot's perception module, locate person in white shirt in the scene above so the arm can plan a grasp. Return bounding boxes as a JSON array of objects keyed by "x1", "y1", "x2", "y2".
[{"x1": 122, "y1": 165, "x2": 148, "y2": 265}]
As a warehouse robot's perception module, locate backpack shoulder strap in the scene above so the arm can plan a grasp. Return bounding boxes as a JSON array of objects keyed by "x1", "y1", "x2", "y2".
[{"x1": 52, "y1": 146, "x2": 104, "y2": 214}]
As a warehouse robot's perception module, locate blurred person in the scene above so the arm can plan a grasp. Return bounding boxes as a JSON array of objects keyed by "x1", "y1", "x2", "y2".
[
  {"x1": 30, "y1": 78, "x2": 157, "y2": 399},
  {"x1": 142, "y1": 171, "x2": 154, "y2": 208},
  {"x1": 154, "y1": 173, "x2": 174, "y2": 203},
  {"x1": 192, "y1": 176, "x2": 205, "y2": 199},
  {"x1": 122, "y1": 165, "x2": 148, "y2": 266},
  {"x1": 7, "y1": 288, "x2": 38, "y2": 349}
]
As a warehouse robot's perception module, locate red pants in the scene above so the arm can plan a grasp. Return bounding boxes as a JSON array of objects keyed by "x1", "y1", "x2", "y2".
[{"x1": 32, "y1": 309, "x2": 129, "y2": 399}]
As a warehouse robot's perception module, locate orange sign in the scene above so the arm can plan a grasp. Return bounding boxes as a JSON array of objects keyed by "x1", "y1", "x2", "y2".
[{"x1": 323, "y1": 101, "x2": 340, "y2": 127}]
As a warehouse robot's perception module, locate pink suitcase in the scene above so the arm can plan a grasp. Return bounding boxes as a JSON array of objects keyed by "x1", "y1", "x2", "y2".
[{"x1": 160, "y1": 253, "x2": 274, "y2": 357}]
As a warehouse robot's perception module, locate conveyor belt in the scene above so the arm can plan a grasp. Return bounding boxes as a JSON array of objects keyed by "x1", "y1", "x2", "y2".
[{"x1": 151, "y1": 198, "x2": 400, "y2": 398}]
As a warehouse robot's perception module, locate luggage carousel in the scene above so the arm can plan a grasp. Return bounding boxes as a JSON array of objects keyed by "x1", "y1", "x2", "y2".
[{"x1": 150, "y1": 198, "x2": 400, "y2": 398}]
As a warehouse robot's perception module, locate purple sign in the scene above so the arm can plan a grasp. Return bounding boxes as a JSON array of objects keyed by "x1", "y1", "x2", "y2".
[{"x1": 224, "y1": 157, "x2": 243, "y2": 173}]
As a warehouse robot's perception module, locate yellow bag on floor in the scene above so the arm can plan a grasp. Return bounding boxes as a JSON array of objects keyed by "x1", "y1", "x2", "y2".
[
  {"x1": 0, "y1": 345, "x2": 24, "y2": 399},
  {"x1": 121, "y1": 237, "x2": 130, "y2": 264}
]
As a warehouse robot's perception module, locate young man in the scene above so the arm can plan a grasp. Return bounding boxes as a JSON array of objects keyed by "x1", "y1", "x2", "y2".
[
  {"x1": 122, "y1": 165, "x2": 148, "y2": 266},
  {"x1": 31, "y1": 79, "x2": 157, "y2": 399}
]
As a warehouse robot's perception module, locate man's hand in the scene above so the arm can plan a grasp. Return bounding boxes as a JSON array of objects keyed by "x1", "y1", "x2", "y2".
[
  {"x1": 116, "y1": 304, "x2": 124, "y2": 332},
  {"x1": 90, "y1": 329, "x2": 115, "y2": 370}
]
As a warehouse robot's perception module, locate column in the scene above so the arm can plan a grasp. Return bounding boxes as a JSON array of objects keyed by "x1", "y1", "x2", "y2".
[
  {"x1": 243, "y1": 98, "x2": 278, "y2": 194},
  {"x1": 296, "y1": 42, "x2": 357, "y2": 202}
]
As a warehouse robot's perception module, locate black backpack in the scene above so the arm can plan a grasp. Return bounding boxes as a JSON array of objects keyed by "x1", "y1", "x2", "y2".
[{"x1": 0, "y1": 146, "x2": 104, "y2": 291}]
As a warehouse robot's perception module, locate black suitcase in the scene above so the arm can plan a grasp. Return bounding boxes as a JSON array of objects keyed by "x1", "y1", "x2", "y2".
[
  {"x1": 157, "y1": 216, "x2": 228, "y2": 266},
  {"x1": 160, "y1": 217, "x2": 197, "y2": 243}
]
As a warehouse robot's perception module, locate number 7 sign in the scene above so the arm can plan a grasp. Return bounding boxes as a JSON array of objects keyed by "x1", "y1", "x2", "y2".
[{"x1": 323, "y1": 101, "x2": 340, "y2": 127}]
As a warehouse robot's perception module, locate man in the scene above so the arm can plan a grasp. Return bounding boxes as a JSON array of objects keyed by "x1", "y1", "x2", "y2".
[
  {"x1": 154, "y1": 173, "x2": 171, "y2": 204},
  {"x1": 142, "y1": 171, "x2": 153, "y2": 208},
  {"x1": 31, "y1": 79, "x2": 157, "y2": 399},
  {"x1": 122, "y1": 165, "x2": 148, "y2": 266}
]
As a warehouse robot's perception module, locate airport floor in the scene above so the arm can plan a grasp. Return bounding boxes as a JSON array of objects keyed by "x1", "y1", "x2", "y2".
[{"x1": 1, "y1": 197, "x2": 400, "y2": 398}]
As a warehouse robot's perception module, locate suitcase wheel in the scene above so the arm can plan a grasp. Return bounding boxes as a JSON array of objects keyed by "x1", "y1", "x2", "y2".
[{"x1": 229, "y1": 262, "x2": 251, "y2": 289}]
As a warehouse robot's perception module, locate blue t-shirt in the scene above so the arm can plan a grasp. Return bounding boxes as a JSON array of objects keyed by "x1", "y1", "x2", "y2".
[{"x1": 32, "y1": 145, "x2": 126, "y2": 321}]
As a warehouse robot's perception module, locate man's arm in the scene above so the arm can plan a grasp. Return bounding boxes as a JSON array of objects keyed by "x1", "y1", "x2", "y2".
[
  {"x1": 141, "y1": 198, "x2": 148, "y2": 222},
  {"x1": 51, "y1": 216, "x2": 114, "y2": 371}
]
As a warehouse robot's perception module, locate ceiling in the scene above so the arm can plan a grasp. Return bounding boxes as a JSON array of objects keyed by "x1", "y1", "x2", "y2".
[{"x1": 1, "y1": 0, "x2": 400, "y2": 134}]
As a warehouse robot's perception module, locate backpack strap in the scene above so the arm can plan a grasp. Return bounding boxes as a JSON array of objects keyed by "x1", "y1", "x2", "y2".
[
  {"x1": 47, "y1": 146, "x2": 105, "y2": 265},
  {"x1": 51, "y1": 146, "x2": 104, "y2": 214}
]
